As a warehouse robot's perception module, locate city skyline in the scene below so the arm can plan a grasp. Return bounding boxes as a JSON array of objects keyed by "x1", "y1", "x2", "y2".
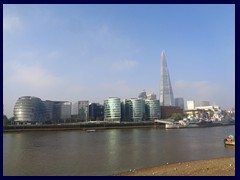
[{"x1": 3, "y1": 4, "x2": 235, "y2": 117}]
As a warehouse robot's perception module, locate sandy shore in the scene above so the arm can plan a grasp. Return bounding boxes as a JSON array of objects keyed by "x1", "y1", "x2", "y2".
[{"x1": 116, "y1": 157, "x2": 235, "y2": 176}]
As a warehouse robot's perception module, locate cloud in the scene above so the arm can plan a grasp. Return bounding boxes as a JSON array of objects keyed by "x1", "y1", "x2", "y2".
[
  {"x1": 3, "y1": 61, "x2": 66, "y2": 117},
  {"x1": 111, "y1": 60, "x2": 138, "y2": 71},
  {"x1": 5, "y1": 62, "x2": 63, "y2": 88},
  {"x1": 3, "y1": 15, "x2": 22, "y2": 32},
  {"x1": 97, "y1": 80, "x2": 141, "y2": 100},
  {"x1": 173, "y1": 80, "x2": 227, "y2": 106}
]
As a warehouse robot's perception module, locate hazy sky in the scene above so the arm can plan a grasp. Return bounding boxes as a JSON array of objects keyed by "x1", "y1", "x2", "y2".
[{"x1": 3, "y1": 4, "x2": 235, "y2": 117}]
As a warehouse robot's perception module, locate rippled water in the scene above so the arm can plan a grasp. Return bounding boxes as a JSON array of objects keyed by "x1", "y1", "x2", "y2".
[{"x1": 3, "y1": 125, "x2": 235, "y2": 176}]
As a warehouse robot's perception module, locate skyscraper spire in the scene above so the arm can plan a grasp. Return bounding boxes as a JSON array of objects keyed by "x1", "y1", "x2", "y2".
[{"x1": 160, "y1": 50, "x2": 175, "y2": 106}]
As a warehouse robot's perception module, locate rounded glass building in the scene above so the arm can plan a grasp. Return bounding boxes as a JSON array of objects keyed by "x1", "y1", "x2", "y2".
[
  {"x1": 145, "y1": 100, "x2": 161, "y2": 121},
  {"x1": 124, "y1": 98, "x2": 145, "y2": 122},
  {"x1": 14, "y1": 96, "x2": 47, "y2": 124},
  {"x1": 104, "y1": 97, "x2": 121, "y2": 122}
]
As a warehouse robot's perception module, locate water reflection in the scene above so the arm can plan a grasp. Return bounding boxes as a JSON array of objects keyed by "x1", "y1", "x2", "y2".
[{"x1": 4, "y1": 126, "x2": 235, "y2": 176}]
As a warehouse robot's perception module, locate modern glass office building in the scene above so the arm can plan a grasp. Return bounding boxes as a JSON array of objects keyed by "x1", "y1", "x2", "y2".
[
  {"x1": 145, "y1": 99, "x2": 161, "y2": 121},
  {"x1": 104, "y1": 97, "x2": 121, "y2": 122},
  {"x1": 72, "y1": 101, "x2": 89, "y2": 121},
  {"x1": 123, "y1": 98, "x2": 145, "y2": 122},
  {"x1": 14, "y1": 96, "x2": 47, "y2": 123},
  {"x1": 160, "y1": 50, "x2": 175, "y2": 106},
  {"x1": 43, "y1": 100, "x2": 71, "y2": 123},
  {"x1": 52, "y1": 101, "x2": 72, "y2": 123},
  {"x1": 89, "y1": 103, "x2": 104, "y2": 121}
]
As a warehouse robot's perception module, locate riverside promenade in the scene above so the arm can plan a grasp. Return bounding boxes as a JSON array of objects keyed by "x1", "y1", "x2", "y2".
[{"x1": 116, "y1": 157, "x2": 235, "y2": 176}]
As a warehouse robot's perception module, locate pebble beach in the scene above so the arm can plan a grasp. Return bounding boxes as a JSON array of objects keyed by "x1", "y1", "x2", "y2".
[{"x1": 116, "y1": 157, "x2": 235, "y2": 176}]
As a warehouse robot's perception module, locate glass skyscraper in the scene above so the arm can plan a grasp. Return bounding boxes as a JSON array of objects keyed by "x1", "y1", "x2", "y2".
[{"x1": 160, "y1": 50, "x2": 175, "y2": 106}]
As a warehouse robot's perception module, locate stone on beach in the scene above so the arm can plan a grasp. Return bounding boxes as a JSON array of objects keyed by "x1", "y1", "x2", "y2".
[{"x1": 116, "y1": 157, "x2": 235, "y2": 176}]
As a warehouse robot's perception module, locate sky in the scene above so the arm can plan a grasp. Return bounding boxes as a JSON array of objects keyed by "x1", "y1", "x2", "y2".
[{"x1": 3, "y1": 4, "x2": 235, "y2": 117}]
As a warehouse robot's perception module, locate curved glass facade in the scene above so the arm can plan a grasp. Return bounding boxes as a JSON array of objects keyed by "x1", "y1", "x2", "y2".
[
  {"x1": 104, "y1": 97, "x2": 121, "y2": 122},
  {"x1": 145, "y1": 100, "x2": 161, "y2": 121},
  {"x1": 124, "y1": 98, "x2": 145, "y2": 122},
  {"x1": 14, "y1": 96, "x2": 47, "y2": 123}
]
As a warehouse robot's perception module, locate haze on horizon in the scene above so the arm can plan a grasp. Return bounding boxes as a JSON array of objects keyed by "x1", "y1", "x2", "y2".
[{"x1": 3, "y1": 4, "x2": 235, "y2": 117}]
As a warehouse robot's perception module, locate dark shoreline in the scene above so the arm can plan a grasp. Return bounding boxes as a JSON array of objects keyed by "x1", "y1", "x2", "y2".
[
  {"x1": 3, "y1": 123, "x2": 234, "y2": 133},
  {"x1": 3, "y1": 125, "x2": 155, "y2": 132},
  {"x1": 3, "y1": 122, "x2": 159, "y2": 132}
]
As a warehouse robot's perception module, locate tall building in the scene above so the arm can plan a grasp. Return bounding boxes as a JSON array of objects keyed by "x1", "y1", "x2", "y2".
[
  {"x1": 160, "y1": 50, "x2": 175, "y2": 106},
  {"x1": 175, "y1": 97, "x2": 184, "y2": 110},
  {"x1": 72, "y1": 101, "x2": 89, "y2": 121},
  {"x1": 104, "y1": 97, "x2": 121, "y2": 122}
]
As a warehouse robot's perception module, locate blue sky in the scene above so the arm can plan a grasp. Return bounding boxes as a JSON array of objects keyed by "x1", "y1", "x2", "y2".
[{"x1": 3, "y1": 4, "x2": 235, "y2": 117}]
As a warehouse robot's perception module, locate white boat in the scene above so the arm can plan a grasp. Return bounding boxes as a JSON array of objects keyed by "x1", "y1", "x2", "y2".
[
  {"x1": 86, "y1": 129, "x2": 96, "y2": 132},
  {"x1": 165, "y1": 123, "x2": 181, "y2": 129},
  {"x1": 165, "y1": 120, "x2": 199, "y2": 129}
]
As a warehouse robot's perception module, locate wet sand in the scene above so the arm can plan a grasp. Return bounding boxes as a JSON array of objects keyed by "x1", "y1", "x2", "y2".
[{"x1": 116, "y1": 157, "x2": 235, "y2": 176}]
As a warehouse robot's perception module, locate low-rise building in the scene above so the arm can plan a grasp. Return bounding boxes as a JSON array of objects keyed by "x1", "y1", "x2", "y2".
[
  {"x1": 104, "y1": 97, "x2": 121, "y2": 122},
  {"x1": 145, "y1": 100, "x2": 161, "y2": 121},
  {"x1": 160, "y1": 106, "x2": 183, "y2": 119}
]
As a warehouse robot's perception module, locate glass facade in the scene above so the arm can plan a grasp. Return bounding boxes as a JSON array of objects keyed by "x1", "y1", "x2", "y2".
[
  {"x1": 123, "y1": 98, "x2": 145, "y2": 122},
  {"x1": 53, "y1": 101, "x2": 71, "y2": 123},
  {"x1": 89, "y1": 103, "x2": 104, "y2": 121},
  {"x1": 104, "y1": 97, "x2": 121, "y2": 122},
  {"x1": 160, "y1": 50, "x2": 175, "y2": 106},
  {"x1": 145, "y1": 100, "x2": 161, "y2": 121},
  {"x1": 14, "y1": 96, "x2": 47, "y2": 123},
  {"x1": 72, "y1": 101, "x2": 89, "y2": 121}
]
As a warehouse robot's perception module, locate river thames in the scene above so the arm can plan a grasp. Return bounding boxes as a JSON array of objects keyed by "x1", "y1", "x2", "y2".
[{"x1": 3, "y1": 125, "x2": 235, "y2": 176}]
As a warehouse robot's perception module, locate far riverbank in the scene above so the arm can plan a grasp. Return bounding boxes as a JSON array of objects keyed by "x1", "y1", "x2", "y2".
[
  {"x1": 3, "y1": 122, "x2": 160, "y2": 132},
  {"x1": 115, "y1": 157, "x2": 235, "y2": 176},
  {"x1": 3, "y1": 122, "x2": 234, "y2": 133}
]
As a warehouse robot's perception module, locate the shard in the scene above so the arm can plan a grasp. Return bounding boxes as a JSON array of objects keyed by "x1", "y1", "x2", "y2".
[{"x1": 160, "y1": 50, "x2": 175, "y2": 106}]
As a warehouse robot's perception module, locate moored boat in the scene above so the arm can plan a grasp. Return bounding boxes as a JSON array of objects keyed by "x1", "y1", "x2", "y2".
[
  {"x1": 165, "y1": 123, "x2": 180, "y2": 129},
  {"x1": 86, "y1": 129, "x2": 96, "y2": 132},
  {"x1": 224, "y1": 135, "x2": 235, "y2": 146}
]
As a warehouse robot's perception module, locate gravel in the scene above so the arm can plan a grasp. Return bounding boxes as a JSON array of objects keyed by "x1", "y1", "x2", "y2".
[{"x1": 115, "y1": 157, "x2": 235, "y2": 176}]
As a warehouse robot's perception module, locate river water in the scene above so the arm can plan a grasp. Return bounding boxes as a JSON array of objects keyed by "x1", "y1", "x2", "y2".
[{"x1": 3, "y1": 125, "x2": 235, "y2": 176}]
